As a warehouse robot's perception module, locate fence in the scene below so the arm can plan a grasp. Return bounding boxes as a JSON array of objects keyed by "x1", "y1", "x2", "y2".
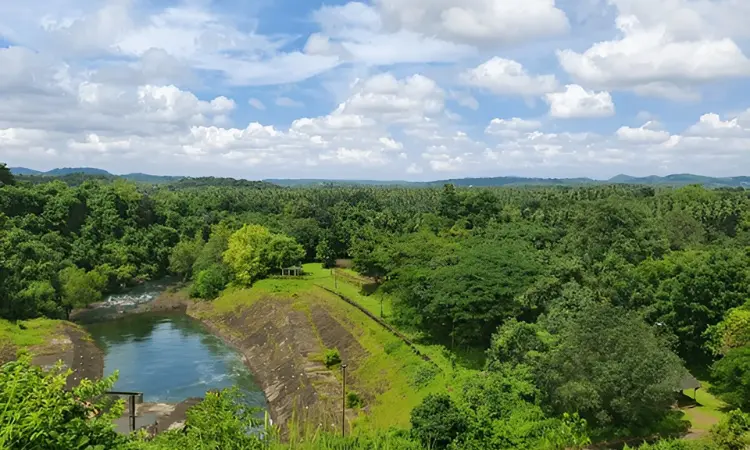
[{"x1": 317, "y1": 286, "x2": 439, "y2": 370}]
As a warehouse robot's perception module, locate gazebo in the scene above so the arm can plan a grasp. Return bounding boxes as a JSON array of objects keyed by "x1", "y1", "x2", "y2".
[
  {"x1": 282, "y1": 266, "x2": 303, "y2": 277},
  {"x1": 677, "y1": 372, "x2": 702, "y2": 398}
]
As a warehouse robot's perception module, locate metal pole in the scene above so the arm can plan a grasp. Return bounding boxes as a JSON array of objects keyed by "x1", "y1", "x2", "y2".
[
  {"x1": 129, "y1": 394, "x2": 136, "y2": 432},
  {"x1": 341, "y1": 363, "x2": 348, "y2": 437}
]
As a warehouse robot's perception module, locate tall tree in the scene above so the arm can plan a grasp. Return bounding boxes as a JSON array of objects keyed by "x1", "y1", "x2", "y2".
[{"x1": 0, "y1": 163, "x2": 15, "y2": 186}]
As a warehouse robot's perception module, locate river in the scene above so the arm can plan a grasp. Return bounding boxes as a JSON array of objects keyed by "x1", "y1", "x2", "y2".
[{"x1": 82, "y1": 282, "x2": 267, "y2": 408}]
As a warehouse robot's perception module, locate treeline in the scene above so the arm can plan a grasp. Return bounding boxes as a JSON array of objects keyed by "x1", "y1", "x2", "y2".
[{"x1": 3, "y1": 161, "x2": 750, "y2": 447}]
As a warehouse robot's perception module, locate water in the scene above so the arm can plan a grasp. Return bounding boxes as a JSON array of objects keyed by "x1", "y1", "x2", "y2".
[{"x1": 83, "y1": 285, "x2": 267, "y2": 408}]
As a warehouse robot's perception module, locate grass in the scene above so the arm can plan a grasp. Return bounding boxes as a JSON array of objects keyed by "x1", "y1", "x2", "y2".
[
  {"x1": 680, "y1": 380, "x2": 728, "y2": 432},
  {"x1": 194, "y1": 263, "x2": 462, "y2": 432},
  {"x1": 0, "y1": 318, "x2": 66, "y2": 362},
  {"x1": 0, "y1": 318, "x2": 64, "y2": 348},
  {"x1": 312, "y1": 267, "x2": 485, "y2": 371}
]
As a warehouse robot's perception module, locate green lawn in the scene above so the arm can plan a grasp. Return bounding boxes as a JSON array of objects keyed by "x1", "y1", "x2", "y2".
[
  {"x1": 681, "y1": 380, "x2": 728, "y2": 432},
  {"x1": 0, "y1": 318, "x2": 64, "y2": 348}
]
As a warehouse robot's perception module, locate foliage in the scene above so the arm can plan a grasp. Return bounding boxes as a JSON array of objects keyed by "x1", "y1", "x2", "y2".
[
  {"x1": 129, "y1": 388, "x2": 266, "y2": 450},
  {"x1": 709, "y1": 409, "x2": 750, "y2": 450},
  {"x1": 169, "y1": 234, "x2": 204, "y2": 280},
  {"x1": 347, "y1": 391, "x2": 364, "y2": 409},
  {"x1": 323, "y1": 348, "x2": 341, "y2": 368},
  {"x1": 705, "y1": 303, "x2": 750, "y2": 356},
  {"x1": 59, "y1": 266, "x2": 107, "y2": 318},
  {"x1": 0, "y1": 353, "x2": 124, "y2": 449},
  {"x1": 410, "y1": 393, "x2": 467, "y2": 449},
  {"x1": 0, "y1": 163, "x2": 14, "y2": 186},
  {"x1": 190, "y1": 264, "x2": 229, "y2": 300},
  {"x1": 486, "y1": 319, "x2": 551, "y2": 370},
  {"x1": 535, "y1": 303, "x2": 685, "y2": 432},
  {"x1": 711, "y1": 346, "x2": 750, "y2": 410},
  {"x1": 223, "y1": 224, "x2": 304, "y2": 285}
]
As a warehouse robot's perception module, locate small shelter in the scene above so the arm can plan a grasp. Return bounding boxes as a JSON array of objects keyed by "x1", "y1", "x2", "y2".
[
  {"x1": 677, "y1": 372, "x2": 702, "y2": 398},
  {"x1": 282, "y1": 266, "x2": 303, "y2": 277}
]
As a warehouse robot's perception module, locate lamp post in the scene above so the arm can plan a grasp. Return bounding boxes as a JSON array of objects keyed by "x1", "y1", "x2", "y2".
[{"x1": 341, "y1": 363, "x2": 348, "y2": 437}]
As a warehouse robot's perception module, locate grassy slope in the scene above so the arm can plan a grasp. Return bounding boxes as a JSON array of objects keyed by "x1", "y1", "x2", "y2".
[
  {"x1": 0, "y1": 318, "x2": 67, "y2": 362},
  {"x1": 194, "y1": 264, "x2": 457, "y2": 432}
]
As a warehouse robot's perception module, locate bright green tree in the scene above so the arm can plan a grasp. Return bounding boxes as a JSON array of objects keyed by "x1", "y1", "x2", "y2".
[
  {"x1": 223, "y1": 224, "x2": 273, "y2": 285},
  {"x1": 58, "y1": 266, "x2": 106, "y2": 319},
  {"x1": 169, "y1": 234, "x2": 204, "y2": 280}
]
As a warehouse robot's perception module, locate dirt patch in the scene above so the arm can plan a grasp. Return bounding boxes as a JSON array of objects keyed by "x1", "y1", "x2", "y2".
[
  {"x1": 26, "y1": 323, "x2": 104, "y2": 389},
  {"x1": 189, "y1": 295, "x2": 366, "y2": 435}
]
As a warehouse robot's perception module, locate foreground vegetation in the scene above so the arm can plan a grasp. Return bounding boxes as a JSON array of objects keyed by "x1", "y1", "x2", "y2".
[{"x1": 2, "y1": 163, "x2": 750, "y2": 447}]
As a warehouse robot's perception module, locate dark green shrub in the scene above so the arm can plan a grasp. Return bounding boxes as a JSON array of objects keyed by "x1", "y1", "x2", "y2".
[
  {"x1": 190, "y1": 264, "x2": 228, "y2": 299},
  {"x1": 346, "y1": 391, "x2": 364, "y2": 409},
  {"x1": 410, "y1": 363, "x2": 438, "y2": 388},
  {"x1": 324, "y1": 348, "x2": 341, "y2": 368},
  {"x1": 410, "y1": 393, "x2": 467, "y2": 449}
]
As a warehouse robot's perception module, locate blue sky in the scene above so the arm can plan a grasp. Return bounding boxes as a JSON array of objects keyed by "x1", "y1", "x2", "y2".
[{"x1": 1, "y1": 0, "x2": 750, "y2": 180}]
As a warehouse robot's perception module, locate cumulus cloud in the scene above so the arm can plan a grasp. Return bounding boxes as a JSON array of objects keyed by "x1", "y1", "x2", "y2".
[
  {"x1": 616, "y1": 121, "x2": 671, "y2": 143},
  {"x1": 545, "y1": 85, "x2": 615, "y2": 118},
  {"x1": 0, "y1": 0, "x2": 341, "y2": 87},
  {"x1": 375, "y1": 0, "x2": 569, "y2": 46},
  {"x1": 557, "y1": 11, "x2": 750, "y2": 98},
  {"x1": 462, "y1": 57, "x2": 559, "y2": 96},
  {"x1": 485, "y1": 118, "x2": 542, "y2": 138},
  {"x1": 2, "y1": 0, "x2": 750, "y2": 179},
  {"x1": 307, "y1": 2, "x2": 476, "y2": 65}
]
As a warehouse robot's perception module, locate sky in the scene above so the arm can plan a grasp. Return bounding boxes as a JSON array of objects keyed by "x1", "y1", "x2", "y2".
[{"x1": 1, "y1": 0, "x2": 750, "y2": 180}]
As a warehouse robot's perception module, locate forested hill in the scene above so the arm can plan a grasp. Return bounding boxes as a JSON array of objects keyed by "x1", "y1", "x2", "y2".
[
  {"x1": 11, "y1": 166, "x2": 750, "y2": 187},
  {"x1": 4, "y1": 159, "x2": 750, "y2": 449},
  {"x1": 260, "y1": 174, "x2": 750, "y2": 187}
]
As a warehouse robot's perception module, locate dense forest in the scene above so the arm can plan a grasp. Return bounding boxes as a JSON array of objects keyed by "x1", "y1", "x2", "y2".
[{"x1": 2, "y1": 161, "x2": 750, "y2": 449}]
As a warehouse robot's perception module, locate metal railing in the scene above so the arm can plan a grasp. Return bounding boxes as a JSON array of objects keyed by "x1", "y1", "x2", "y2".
[{"x1": 105, "y1": 391, "x2": 144, "y2": 432}]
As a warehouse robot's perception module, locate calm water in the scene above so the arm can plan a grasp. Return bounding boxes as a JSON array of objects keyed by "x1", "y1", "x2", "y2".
[{"x1": 84, "y1": 289, "x2": 266, "y2": 406}]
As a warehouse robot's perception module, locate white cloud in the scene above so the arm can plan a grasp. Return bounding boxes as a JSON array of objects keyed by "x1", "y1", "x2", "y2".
[
  {"x1": 308, "y1": 2, "x2": 476, "y2": 65},
  {"x1": 275, "y1": 97, "x2": 304, "y2": 108},
  {"x1": 616, "y1": 121, "x2": 671, "y2": 143},
  {"x1": 557, "y1": 14, "x2": 750, "y2": 96},
  {"x1": 462, "y1": 57, "x2": 559, "y2": 96},
  {"x1": 0, "y1": 1, "x2": 341, "y2": 87},
  {"x1": 545, "y1": 85, "x2": 615, "y2": 119},
  {"x1": 686, "y1": 113, "x2": 746, "y2": 137},
  {"x1": 375, "y1": 0, "x2": 569, "y2": 46},
  {"x1": 248, "y1": 98, "x2": 266, "y2": 110},
  {"x1": 406, "y1": 163, "x2": 424, "y2": 174},
  {"x1": 485, "y1": 118, "x2": 542, "y2": 138}
]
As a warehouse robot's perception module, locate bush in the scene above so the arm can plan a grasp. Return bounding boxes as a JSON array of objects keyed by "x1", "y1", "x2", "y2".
[
  {"x1": 346, "y1": 391, "x2": 364, "y2": 409},
  {"x1": 410, "y1": 363, "x2": 438, "y2": 388},
  {"x1": 190, "y1": 264, "x2": 228, "y2": 299},
  {"x1": 0, "y1": 353, "x2": 125, "y2": 449},
  {"x1": 410, "y1": 393, "x2": 467, "y2": 449},
  {"x1": 324, "y1": 348, "x2": 341, "y2": 368},
  {"x1": 383, "y1": 339, "x2": 403, "y2": 355}
]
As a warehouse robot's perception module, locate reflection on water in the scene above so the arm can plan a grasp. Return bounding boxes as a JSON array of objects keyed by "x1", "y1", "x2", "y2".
[{"x1": 85, "y1": 313, "x2": 267, "y2": 407}]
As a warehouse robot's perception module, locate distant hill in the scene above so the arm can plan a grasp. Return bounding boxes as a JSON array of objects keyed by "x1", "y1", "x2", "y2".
[
  {"x1": 8, "y1": 167, "x2": 750, "y2": 188},
  {"x1": 609, "y1": 174, "x2": 750, "y2": 188},
  {"x1": 9, "y1": 167, "x2": 43, "y2": 175},
  {"x1": 265, "y1": 179, "x2": 418, "y2": 187},
  {"x1": 121, "y1": 173, "x2": 183, "y2": 184},
  {"x1": 45, "y1": 167, "x2": 112, "y2": 176}
]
